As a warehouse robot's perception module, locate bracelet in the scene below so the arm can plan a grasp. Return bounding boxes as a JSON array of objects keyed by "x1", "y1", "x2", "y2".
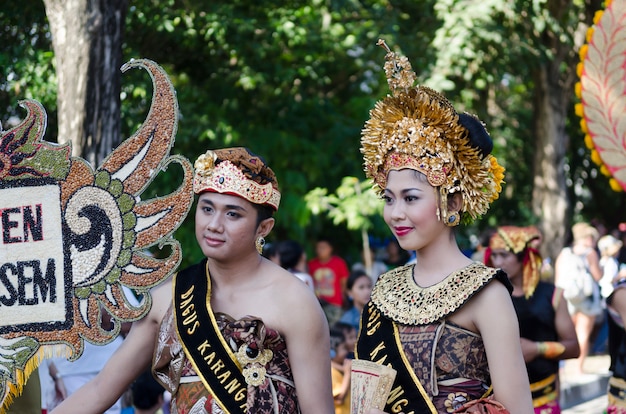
[
  {"x1": 536, "y1": 341, "x2": 565, "y2": 359},
  {"x1": 52, "y1": 372, "x2": 62, "y2": 381}
]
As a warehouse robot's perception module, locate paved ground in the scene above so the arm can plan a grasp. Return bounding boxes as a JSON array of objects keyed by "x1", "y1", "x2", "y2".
[
  {"x1": 560, "y1": 354, "x2": 611, "y2": 413},
  {"x1": 562, "y1": 394, "x2": 608, "y2": 414}
]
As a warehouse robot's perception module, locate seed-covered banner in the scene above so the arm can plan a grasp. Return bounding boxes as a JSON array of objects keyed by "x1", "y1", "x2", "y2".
[{"x1": 0, "y1": 59, "x2": 193, "y2": 412}]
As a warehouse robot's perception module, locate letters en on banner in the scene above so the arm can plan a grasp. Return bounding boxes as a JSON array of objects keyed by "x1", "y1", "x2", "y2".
[
  {"x1": 0, "y1": 59, "x2": 194, "y2": 411},
  {"x1": 0, "y1": 181, "x2": 70, "y2": 333}
]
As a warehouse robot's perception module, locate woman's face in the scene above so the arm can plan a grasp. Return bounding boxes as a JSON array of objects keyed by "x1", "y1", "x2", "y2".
[
  {"x1": 489, "y1": 248, "x2": 523, "y2": 280},
  {"x1": 383, "y1": 169, "x2": 445, "y2": 252},
  {"x1": 349, "y1": 275, "x2": 373, "y2": 308},
  {"x1": 195, "y1": 192, "x2": 261, "y2": 261}
]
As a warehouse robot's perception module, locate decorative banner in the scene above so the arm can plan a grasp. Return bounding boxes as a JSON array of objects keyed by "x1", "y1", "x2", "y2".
[
  {"x1": 0, "y1": 59, "x2": 194, "y2": 411},
  {"x1": 575, "y1": 0, "x2": 626, "y2": 192}
]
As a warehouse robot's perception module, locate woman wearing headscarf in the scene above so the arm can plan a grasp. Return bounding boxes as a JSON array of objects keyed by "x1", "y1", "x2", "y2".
[{"x1": 486, "y1": 226, "x2": 579, "y2": 413}]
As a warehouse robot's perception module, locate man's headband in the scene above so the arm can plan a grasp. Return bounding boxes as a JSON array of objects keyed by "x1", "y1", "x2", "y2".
[{"x1": 193, "y1": 149, "x2": 281, "y2": 210}]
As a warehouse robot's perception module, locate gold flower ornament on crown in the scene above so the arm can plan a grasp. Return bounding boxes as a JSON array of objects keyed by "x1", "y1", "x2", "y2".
[
  {"x1": 360, "y1": 40, "x2": 505, "y2": 224},
  {"x1": 193, "y1": 150, "x2": 281, "y2": 210}
]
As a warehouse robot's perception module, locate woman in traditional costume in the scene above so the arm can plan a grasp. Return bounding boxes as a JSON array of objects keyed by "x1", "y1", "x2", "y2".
[
  {"x1": 52, "y1": 147, "x2": 334, "y2": 414},
  {"x1": 485, "y1": 226, "x2": 579, "y2": 413},
  {"x1": 356, "y1": 41, "x2": 533, "y2": 414}
]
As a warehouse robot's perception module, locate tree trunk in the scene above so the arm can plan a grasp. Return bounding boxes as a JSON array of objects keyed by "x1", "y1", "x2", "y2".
[
  {"x1": 531, "y1": 0, "x2": 595, "y2": 264},
  {"x1": 43, "y1": 0, "x2": 128, "y2": 167},
  {"x1": 531, "y1": 66, "x2": 570, "y2": 263}
]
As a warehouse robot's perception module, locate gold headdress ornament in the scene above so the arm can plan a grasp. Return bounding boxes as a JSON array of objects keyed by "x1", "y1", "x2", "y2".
[
  {"x1": 193, "y1": 147, "x2": 281, "y2": 210},
  {"x1": 360, "y1": 40, "x2": 505, "y2": 225},
  {"x1": 486, "y1": 226, "x2": 542, "y2": 298}
]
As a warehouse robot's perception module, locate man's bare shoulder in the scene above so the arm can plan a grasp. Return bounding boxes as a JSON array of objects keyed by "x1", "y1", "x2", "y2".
[
  {"x1": 268, "y1": 267, "x2": 317, "y2": 301},
  {"x1": 255, "y1": 264, "x2": 320, "y2": 318}
]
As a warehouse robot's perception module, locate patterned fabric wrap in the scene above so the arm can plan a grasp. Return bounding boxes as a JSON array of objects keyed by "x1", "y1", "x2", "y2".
[
  {"x1": 452, "y1": 395, "x2": 510, "y2": 413},
  {"x1": 533, "y1": 398, "x2": 561, "y2": 414},
  {"x1": 398, "y1": 321, "x2": 491, "y2": 413},
  {"x1": 608, "y1": 376, "x2": 626, "y2": 413},
  {"x1": 529, "y1": 374, "x2": 559, "y2": 412},
  {"x1": 608, "y1": 406, "x2": 626, "y2": 414},
  {"x1": 153, "y1": 307, "x2": 299, "y2": 413}
]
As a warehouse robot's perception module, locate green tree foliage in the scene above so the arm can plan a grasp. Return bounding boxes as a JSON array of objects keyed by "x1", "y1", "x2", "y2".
[
  {"x1": 118, "y1": 0, "x2": 440, "y2": 263},
  {"x1": 0, "y1": 1, "x2": 56, "y2": 138},
  {"x1": 2, "y1": 0, "x2": 624, "y2": 267},
  {"x1": 305, "y1": 176, "x2": 385, "y2": 269}
]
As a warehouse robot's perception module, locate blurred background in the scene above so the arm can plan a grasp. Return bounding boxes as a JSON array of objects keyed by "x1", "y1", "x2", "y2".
[{"x1": 1, "y1": 0, "x2": 622, "y2": 268}]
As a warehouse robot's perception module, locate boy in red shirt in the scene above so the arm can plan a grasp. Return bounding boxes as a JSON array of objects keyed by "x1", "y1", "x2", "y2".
[{"x1": 309, "y1": 238, "x2": 350, "y2": 324}]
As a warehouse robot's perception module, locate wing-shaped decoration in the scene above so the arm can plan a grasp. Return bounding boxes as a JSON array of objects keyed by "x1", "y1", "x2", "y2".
[
  {"x1": 0, "y1": 59, "x2": 194, "y2": 411},
  {"x1": 575, "y1": 0, "x2": 626, "y2": 192}
]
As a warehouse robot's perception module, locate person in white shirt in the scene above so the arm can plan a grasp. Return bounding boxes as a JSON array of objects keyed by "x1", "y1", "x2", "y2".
[{"x1": 598, "y1": 234, "x2": 623, "y2": 299}]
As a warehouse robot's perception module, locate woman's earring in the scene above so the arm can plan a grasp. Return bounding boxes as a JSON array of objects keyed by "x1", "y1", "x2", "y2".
[
  {"x1": 255, "y1": 236, "x2": 266, "y2": 254},
  {"x1": 446, "y1": 212, "x2": 461, "y2": 227}
]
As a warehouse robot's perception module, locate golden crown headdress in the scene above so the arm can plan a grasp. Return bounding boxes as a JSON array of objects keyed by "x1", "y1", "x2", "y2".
[
  {"x1": 193, "y1": 148, "x2": 281, "y2": 210},
  {"x1": 360, "y1": 40, "x2": 505, "y2": 224}
]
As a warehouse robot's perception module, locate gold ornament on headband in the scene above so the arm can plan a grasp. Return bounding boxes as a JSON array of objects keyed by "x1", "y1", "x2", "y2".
[
  {"x1": 193, "y1": 150, "x2": 281, "y2": 210},
  {"x1": 360, "y1": 40, "x2": 505, "y2": 223},
  {"x1": 489, "y1": 226, "x2": 541, "y2": 254}
]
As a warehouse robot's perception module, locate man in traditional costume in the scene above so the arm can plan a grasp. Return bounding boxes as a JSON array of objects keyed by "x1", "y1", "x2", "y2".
[{"x1": 52, "y1": 148, "x2": 334, "y2": 414}]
